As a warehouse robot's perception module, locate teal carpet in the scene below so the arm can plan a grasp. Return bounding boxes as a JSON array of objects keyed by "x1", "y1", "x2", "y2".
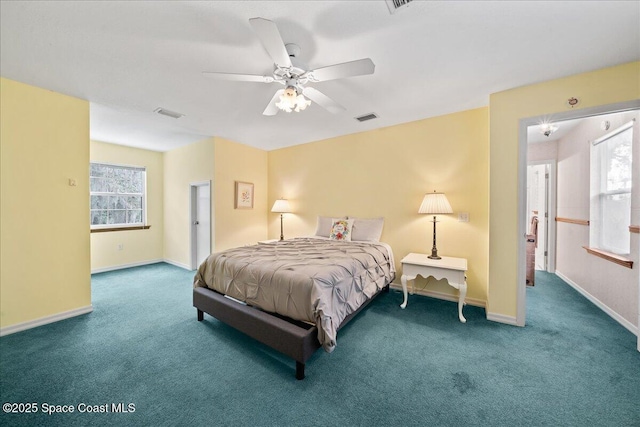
[{"x1": 1, "y1": 263, "x2": 638, "y2": 426}]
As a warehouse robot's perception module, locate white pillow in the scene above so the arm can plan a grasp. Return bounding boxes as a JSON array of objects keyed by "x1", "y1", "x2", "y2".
[
  {"x1": 351, "y1": 217, "x2": 384, "y2": 242},
  {"x1": 314, "y1": 216, "x2": 334, "y2": 237},
  {"x1": 315, "y1": 215, "x2": 344, "y2": 237},
  {"x1": 329, "y1": 218, "x2": 354, "y2": 241}
]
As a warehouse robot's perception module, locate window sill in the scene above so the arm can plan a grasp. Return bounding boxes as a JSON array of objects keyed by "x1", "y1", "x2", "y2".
[
  {"x1": 582, "y1": 246, "x2": 633, "y2": 269},
  {"x1": 91, "y1": 225, "x2": 151, "y2": 233}
]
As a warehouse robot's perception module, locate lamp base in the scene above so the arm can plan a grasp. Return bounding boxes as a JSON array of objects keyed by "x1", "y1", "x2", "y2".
[
  {"x1": 428, "y1": 216, "x2": 441, "y2": 259},
  {"x1": 279, "y1": 213, "x2": 284, "y2": 241}
]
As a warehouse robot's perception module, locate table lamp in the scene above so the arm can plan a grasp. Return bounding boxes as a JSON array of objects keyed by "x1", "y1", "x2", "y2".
[
  {"x1": 271, "y1": 199, "x2": 291, "y2": 241},
  {"x1": 418, "y1": 191, "x2": 453, "y2": 259}
]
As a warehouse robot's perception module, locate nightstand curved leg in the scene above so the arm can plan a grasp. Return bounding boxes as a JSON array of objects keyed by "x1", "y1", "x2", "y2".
[
  {"x1": 400, "y1": 275, "x2": 408, "y2": 309},
  {"x1": 458, "y1": 281, "x2": 467, "y2": 323}
]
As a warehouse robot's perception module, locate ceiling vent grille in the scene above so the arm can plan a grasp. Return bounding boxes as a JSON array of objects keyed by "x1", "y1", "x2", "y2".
[
  {"x1": 154, "y1": 107, "x2": 184, "y2": 119},
  {"x1": 355, "y1": 113, "x2": 378, "y2": 122},
  {"x1": 386, "y1": 0, "x2": 413, "y2": 14}
]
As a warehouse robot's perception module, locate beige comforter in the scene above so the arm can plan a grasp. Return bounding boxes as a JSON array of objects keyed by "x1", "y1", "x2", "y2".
[{"x1": 194, "y1": 238, "x2": 395, "y2": 352}]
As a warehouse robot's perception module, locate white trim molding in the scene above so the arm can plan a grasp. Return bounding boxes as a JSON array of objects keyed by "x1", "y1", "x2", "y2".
[
  {"x1": 162, "y1": 258, "x2": 193, "y2": 271},
  {"x1": 91, "y1": 259, "x2": 164, "y2": 274},
  {"x1": 0, "y1": 305, "x2": 93, "y2": 337},
  {"x1": 486, "y1": 312, "x2": 519, "y2": 326},
  {"x1": 91, "y1": 259, "x2": 195, "y2": 274},
  {"x1": 389, "y1": 283, "x2": 485, "y2": 308},
  {"x1": 556, "y1": 270, "x2": 638, "y2": 337}
]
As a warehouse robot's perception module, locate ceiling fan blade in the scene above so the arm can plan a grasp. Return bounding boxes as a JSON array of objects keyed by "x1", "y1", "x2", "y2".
[
  {"x1": 302, "y1": 87, "x2": 346, "y2": 114},
  {"x1": 202, "y1": 72, "x2": 274, "y2": 83},
  {"x1": 249, "y1": 17, "x2": 292, "y2": 68},
  {"x1": 263, "y1": 89, "x2": 285, "y2": 116},
  {"x1": 307, "y1": 58, "x2": 375, "y2": 82}
]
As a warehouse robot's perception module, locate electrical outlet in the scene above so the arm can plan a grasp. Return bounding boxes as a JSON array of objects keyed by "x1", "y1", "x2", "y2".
[
  {"x1": 458, "y1": 212, "x2": 469, "y2": 222},
  {"x1": 68, "y1": 178, "x2": 77, "y2": 187},
  {"x1": 117, "y1": 243, "x2": 123, "y2": 251}
]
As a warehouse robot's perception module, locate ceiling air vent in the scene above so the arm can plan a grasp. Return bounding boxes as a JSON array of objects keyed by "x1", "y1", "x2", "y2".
[
  {"x1": 355, "y1": 113, "x2": 378, "y2": 122},
  {"x1": 386, "y1": 0, "x2": 413, "y2": 14},
  {"x1": 154, "y1": 107, "x2": 184, "y2": 119}
]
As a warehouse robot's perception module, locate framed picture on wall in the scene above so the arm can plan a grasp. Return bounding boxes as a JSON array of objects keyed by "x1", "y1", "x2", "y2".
[{"x1": 234, "y1": 181, "x2": 254, "y2": 209}]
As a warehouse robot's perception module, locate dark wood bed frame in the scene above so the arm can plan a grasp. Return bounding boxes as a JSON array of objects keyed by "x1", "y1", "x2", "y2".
[{"x1": 194, "y1": 284, "x2": 390, "y2": 380}]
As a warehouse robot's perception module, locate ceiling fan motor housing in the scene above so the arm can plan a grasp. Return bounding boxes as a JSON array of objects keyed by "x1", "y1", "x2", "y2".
[
  {"x1": 283, "y1": 78, "x2": 303, "y2": 95},
  {"x1": 277, "y1": 43, "x2": 307, "y2": 77}
]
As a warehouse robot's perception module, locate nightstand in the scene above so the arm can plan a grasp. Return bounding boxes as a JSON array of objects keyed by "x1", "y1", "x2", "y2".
[
  {"x1": 400, "y1": 253, "x2": 468, "y2": 323},
  {"x1": 257, "y1": 239, "x2": 280, "y2": 244}
]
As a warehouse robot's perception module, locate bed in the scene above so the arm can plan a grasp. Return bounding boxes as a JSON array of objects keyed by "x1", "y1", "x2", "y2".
[{"x1": 193, "y1": 233, "x2": 395, "y2": 380}]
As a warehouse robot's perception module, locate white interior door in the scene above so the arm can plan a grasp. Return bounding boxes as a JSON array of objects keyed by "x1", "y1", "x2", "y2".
[
  {"x1": 191, "y1": 182, "x2": 211, "y2": 270},
  {"x1": 526, "y1": 163, "x2": 548, "y2": 270},
  {"x1": 526, "y1": 160, "x2": 557, "y2": 274}
]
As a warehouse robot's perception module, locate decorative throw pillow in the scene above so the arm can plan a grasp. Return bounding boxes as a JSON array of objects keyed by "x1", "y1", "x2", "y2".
[
  {"x1": 315, "y1": 215, "x2": 345, "y2": 237},
  {"x1": 329, "y1": 218, "x2": 354, "y2": 241}
]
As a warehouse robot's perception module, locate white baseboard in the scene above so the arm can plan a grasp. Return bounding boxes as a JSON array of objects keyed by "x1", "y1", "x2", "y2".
[
  {"x1": 555, "y1": 270, "x2": 639, "y2": 337},
  {"x1": 486, "y1": 311, "x2": 519, "y2": 326},
  {"x1": 0, "y1": 305, "x2": 93, "y2": 337},
  {"x1": 91, "y1": 259, "x2": 164, "y2": 274},
  {"x1": 162, "y1": 258, "x2": 193, "y2": 271},
  {"x1": 389, "y1": 283, "x2": 485, "y2": 308},
  {"x1": 91, "y1": 259, "x2": 195, "y2": 274}
]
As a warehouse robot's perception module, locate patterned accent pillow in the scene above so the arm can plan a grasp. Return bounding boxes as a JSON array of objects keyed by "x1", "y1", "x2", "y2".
[
  {"x1": 329, "y1": 218, "x2": 354, "y2": 241},
  {"x1": 315, "y1": 215, "x2": 344, "y2": 237}
]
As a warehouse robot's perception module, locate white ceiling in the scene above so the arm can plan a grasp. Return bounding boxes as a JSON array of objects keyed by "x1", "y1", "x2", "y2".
[{"x1": 1, "y1": 1, "x2": 639, "y2": 152}]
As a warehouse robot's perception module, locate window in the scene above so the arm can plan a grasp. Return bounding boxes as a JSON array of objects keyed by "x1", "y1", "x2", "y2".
[
  {"x1": 590, "y1": 121, "x2": 633, "y2": 255},
  {"x1": 90, "y1": 163, "x2": 146, "y2": 228}
]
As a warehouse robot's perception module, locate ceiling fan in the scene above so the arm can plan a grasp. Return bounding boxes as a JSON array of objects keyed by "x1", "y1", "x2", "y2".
[{"x1": 202, "y1": 17, "x2": 375, "y2": 116}]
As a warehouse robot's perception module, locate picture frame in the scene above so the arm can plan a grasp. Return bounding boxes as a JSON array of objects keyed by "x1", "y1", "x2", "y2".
[{"x1": 234, "y1": 181, "x2": 254, "y2": 209}]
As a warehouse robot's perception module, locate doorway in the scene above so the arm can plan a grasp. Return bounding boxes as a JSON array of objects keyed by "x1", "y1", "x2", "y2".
[
  {"x1": 190, "y1": 181, "x2": 211, "y2": 270},
  {"x1": 526, "y1": 160, "x2": 556, "y2": 274},
  {"x1": 526, "y1": 163, "x2": 547, "y2": 271},
  {"x1": 517, "y1": 100, "x2": 640, "y2": 355}
]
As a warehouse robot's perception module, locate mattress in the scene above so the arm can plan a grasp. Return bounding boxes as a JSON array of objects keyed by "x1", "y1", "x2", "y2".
[{"x1": 194, "y1": 237, "x2": 395, "y2": 352}]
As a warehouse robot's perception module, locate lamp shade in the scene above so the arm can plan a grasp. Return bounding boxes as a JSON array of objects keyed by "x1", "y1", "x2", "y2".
[
  {"x1": 418, "y1": 192, "x2": 453, "y2": 214},
  {"x1": 271, "y1": 199, "x2": 291, "y2": 213}
]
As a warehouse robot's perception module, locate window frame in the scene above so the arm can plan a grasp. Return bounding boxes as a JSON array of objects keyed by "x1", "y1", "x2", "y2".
[
  {"x1": 90, "y1": 162, "x2": 147, "y2": 231},
  {"x1": 589, "y1": 120, "x2": 633, "y2": 256}
]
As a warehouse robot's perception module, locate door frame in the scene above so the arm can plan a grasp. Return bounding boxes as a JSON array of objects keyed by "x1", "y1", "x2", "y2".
[
  {"x1": 516, "y1": 99, "x2": 640, "y2": 328},
  {"x1": 190, "y1": 180, "x2": 212, "y2": 270},
  {"x1": 526, "y1": 159, "x2": 557, "y2": 273}
]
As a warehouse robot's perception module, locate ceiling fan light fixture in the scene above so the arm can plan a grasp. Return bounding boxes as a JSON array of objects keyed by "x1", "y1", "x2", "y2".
[
  {"x1": 276, "y1": 86, "x2": 311, "y2": 113},
  {"x1": 294, "y1": 94, "x2": 311, "y2": 112}
]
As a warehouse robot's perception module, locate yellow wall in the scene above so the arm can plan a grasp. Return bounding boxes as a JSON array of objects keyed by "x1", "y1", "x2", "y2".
[
  {"x1": 163, "y1": 138, "x2": 215, "y2": 268},
  {"x1": 213, "y1": 137, "x2": 268, "y2": 251},
  {"x1": 488, "y1": 61, "x2": 640, "y2": 319},
  {"x1": 0, "y1": 77, "x2": 91, "y2": 329},
  {"x1": 90, "y1": 141, "x2": 164, "y2": 271},
  {"x1": 162, "y1": 137, "x2": 267, "y2": 267},
  {"x1": 268, "y1": 108, "x2": 489, "y2": 303}
]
